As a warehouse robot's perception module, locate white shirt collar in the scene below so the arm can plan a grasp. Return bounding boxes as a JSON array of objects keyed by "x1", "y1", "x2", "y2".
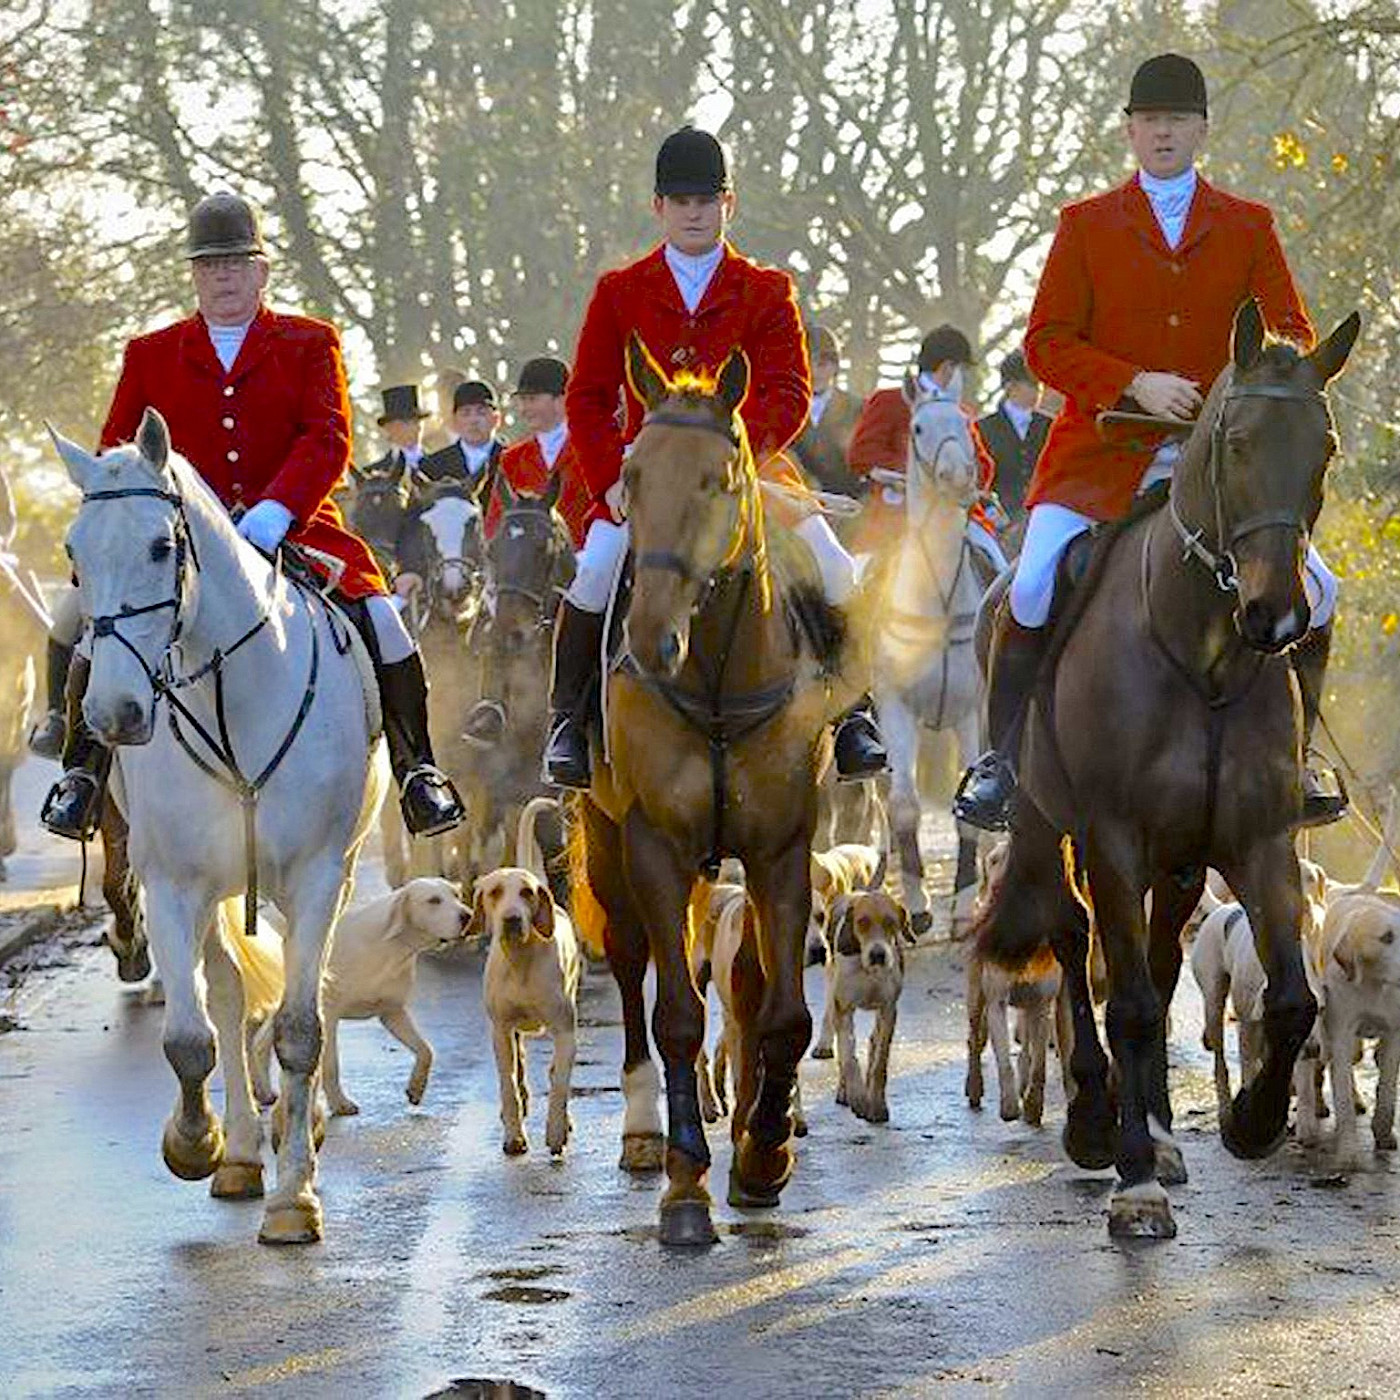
[
  {"x1": 664, "y1": 242, "x2": 725, "y2": 314},
  {"x1": 810, "y1": 387, "x2": 832, "y2": 425},
  {"x1": 460, "y1": 439, "x2": 493, "y2": 472},
  {"x1": 537, "y1": 422, "x2": 568, "y2": 468},
  {"x1": 1002, "y1": 400, "x2": 1034, "y2": 439},
  {"x1": 1138, "y1": 166, "x2": 1198, "y2": 250},
  {"x1": 206, "y1": 318, "x2": 253, "y2": 372}
]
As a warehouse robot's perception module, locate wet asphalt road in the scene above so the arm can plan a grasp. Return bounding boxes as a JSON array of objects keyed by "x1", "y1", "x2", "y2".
[{"x1": 5, "y1": 777, "x2": 1400, "y2": 1397}]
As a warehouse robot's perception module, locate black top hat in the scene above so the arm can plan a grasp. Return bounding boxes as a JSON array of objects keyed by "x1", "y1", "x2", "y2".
[
  {"x1": 918, "y1": 325, "x2": 974, "y2": 372},
  {"x1": 1000, "y1": 349, "x2": 1036, "y2": 387},
  {"x1": 1126, "y1": 54, "x2": 1208, "y2": 117},
  {"x1": 187, "y1": 192, "x2": 267, "y2": 260},
  {"x1": 453, "y1": 379, "x2": 498, "y2": 412},
  {"x1": 515, "y1": 356, "x2": 569, "y2": 397},
  {"x1": 378, "y1": 384, "x2": 430, "y2": 425},
  {"x1": 811, "y1": 325, "x2": 842, "y2": 364},
  {"x1": 655, "y1": 126, "x2": 731, "y2": 198}
]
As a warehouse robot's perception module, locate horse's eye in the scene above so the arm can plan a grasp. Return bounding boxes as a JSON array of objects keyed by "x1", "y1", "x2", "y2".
[{"x1": 150, "y1": 538, "x2": 174, "y2": 563}]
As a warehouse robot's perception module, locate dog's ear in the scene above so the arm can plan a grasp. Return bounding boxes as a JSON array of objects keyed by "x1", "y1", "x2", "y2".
[
  {"x1": 810, "y1": 855, "x2": 831, "y2": 898},
  {"x1": 1334, "y1": 935, "x2": 1357, "y2": 981},
  {"x1": 468, "y1": 878, "x2": 489, "y2": 941},
  {"x1": 382, "y1": 885, "x2": 411, "y2": 942},
  {"x1": 531, "y1": 882, "x2": 556, "y2": 940},
  {"x1": 832, "y1": 896, "x2": 859, "y2": 957},
  {"x1": 898, "y1": 903, "x2": 916, "y2": 947}
]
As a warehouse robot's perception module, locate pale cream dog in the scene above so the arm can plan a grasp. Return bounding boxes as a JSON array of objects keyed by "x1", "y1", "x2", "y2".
[
  {"x1": 1298, "y1": 885, "x2": 1400, "y2": 1168},
  {"x1": 964, "y1": 839, "x2": 1071, "y2": 1128},
  {"x1": 250, "y1": 876, "x2": 472, "y2": 1117},
  {"x1": 1190, "y1": 858, "x2": 1330, "y2": 1127},
  {"x1": 829, "y1": 889, "x2": 907, "y2": 1123},
  {"x1": 474, "y1": 863, "x2": 581, "y2": 1158}
]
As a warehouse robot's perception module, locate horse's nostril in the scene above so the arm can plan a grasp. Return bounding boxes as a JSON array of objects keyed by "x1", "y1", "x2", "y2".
[{"x1": 117, "y1": 698, "x2": 146, "y2": 733}]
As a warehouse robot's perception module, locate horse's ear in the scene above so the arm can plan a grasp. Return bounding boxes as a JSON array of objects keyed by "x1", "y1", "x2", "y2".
[
  {"x1": 1307, "y1": 311, "x2": 1361, "y2": 384},
  {"x1": 625, "y1": 333, "x2": 671, "y2": 411},
  {"x1": 1232, "y1": 298, "x2": 1265, "y2": 373},
  {"x1": 715, "y1": 348, "x2": 750, "y2": 418},
  {"x1": 46, "y1": 423, "x2": 98, "y2": 492},
  {"x1": 136, "y1": 407, "x2": 171, "y2": 474},
  {"x1": 901, "y1": 370, "x2": 920, "y2": 407}
]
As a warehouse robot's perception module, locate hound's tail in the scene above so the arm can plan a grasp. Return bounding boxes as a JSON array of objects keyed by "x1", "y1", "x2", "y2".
[
  {"x1": 566, "y1": 801, "x2": 609, "y2": 960},
  {"x1": 216, "y1": 897, "x2": 285, "y2": 1025},
  {"x1": 867, "y1": 791, "x2": 892, "y2": 891},
  {"x1": 516, "y1": 796, "x2": 558, "y2": 883}
]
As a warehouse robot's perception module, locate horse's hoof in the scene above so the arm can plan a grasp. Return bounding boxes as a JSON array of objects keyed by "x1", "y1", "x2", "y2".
[
  {"x1": 1374, "y1": 1129, "x2": 1398, "y2": 1152},
  {"x1": 210, "y1": 1159, "x2": 265, "y2": 1200},
  {"x1": 811, "y1": 1043, "x2": 834, "y2": 1061},
  {"x1": 620, "y1": 1132, "x2": 665, "y2": 1174},
  {"x1": 1221, "y1": 1090, "x2": 1288, "y2": 1161},
  {"x1": 1107, "y1": 1181, "x2": 1176, "y2": 1240},
  {"x1": 659, "y1": 1198, "x2": 718, "y2": 1247},
  {"x1": 1062, "y1": 1099, "x2": 1118, "y2": 1171},
  {"x1": 258, "y1": 1197, "x2": 323, "y2": 1246},
  {"x1": 115, "y1": 944, "x2": 152, "y2": 984},
  {"x1": 793, "y1": 1117, "x2": 809, "y2": 1139},
  {"x1": 503, "y1": 1134, "x2": 528, "y2": 1157},
  {"x1": 911, "y1": 910, "x2": 933, "y2": 938},
  {"x1": 727, "y1": 1161, "x2": 782, "y2": 1210},
  {"x1": 1154, "y1": 1137, "x2": 1189, "y2": 1186},
  {"x1": 999, "y1": 1096, "x2": 1021, "y2": 1123},
  {"x1": 162, "y1": 1118, "x2": 225, "y2": 1181}
]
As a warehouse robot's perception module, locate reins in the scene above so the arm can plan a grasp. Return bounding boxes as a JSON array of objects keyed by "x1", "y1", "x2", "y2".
[{"x1": 80, "y1": 482, "x2": 338, "y2": 938}]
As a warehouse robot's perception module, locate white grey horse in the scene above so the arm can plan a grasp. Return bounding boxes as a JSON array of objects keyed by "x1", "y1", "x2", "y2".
[
  {"x1": 870, "y1": 377, "x2": 988, "y2": 935},
  {"x1": 52, "y1": 410, "x2": 388, "y2": 1245}
]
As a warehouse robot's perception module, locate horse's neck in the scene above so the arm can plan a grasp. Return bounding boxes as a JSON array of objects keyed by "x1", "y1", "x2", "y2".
[{"x1": 891, "y1": 498, "x2": 972, "y2": 615}]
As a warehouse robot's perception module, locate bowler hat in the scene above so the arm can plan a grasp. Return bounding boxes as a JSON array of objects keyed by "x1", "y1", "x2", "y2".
[
  {"x1": 1126, "y1": 53, "x2": 1208, "y2": 117},
  {"x1": 918, "y1": 325, "x2": 974, "y2": 373},
  {"x1": 655, "y1": 126, "x2": 731, "y2": 198},
  {"x1": 378, "y1": 384, "x2": 430, "y2": 425},
  {"x1": 811, "y1": 325, "x2": 842, "y2": 364},
  {"x1": 1000, "y1": 349, "x2": 1035, "y2": 387},
  {"x1": 187, "y1": 192, "x2": 266, "y2": 260},
  {"x1": 453, "y1": 379, "x2": 498, "y2": 412},
  {"x1": 515, "y1": 356, "x2": 569, "y2": 397}
]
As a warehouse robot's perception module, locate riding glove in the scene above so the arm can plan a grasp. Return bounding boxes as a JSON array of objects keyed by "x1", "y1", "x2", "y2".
[{"x1": 236, "y1": 499, "x2": 294, "y2": 554}]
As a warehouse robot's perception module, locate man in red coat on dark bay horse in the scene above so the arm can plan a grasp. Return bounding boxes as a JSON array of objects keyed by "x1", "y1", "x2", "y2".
[
  {"x1": 954, "y1": 53, "x2": 1343, "y2": 833},
  {"x1": 543, "y1": 125, "x2": 887, "y2": 789},
  {"x1": 41, "y1": 192, "x2": 464, "y2": 842}
]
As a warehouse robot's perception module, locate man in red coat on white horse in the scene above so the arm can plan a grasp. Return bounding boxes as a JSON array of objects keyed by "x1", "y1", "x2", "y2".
[
  {"x1": 41, "y1": 192, "x2": 465, "y2": 841},
  {"x1": 543, "y1": 125, "x2": 887, "y2": 789},
  {"x1": 955, "y1": 54, "x2": 1343, "y2": 832}
]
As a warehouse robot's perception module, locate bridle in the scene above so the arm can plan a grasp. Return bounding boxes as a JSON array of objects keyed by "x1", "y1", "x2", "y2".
[
  {"x1": 632, "y1": 409, "x2": 751, "y2": 594},
  {"x1": 77, "y1": 480, "x2": 329, "y2": 938},
  {"x1": 1169, "y1": 381, "x2": 1327, "y2": 593}
]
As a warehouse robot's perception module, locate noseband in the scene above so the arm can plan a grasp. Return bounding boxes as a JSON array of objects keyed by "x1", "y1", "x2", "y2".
[{"x1": 1170, "y1": 381, "x2": 1327, "y2": 592}]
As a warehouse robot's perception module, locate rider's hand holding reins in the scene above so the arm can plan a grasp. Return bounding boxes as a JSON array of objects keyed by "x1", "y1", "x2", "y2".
[
  {"x1": 236, "y1": 498, "x2": 294, "y2": 554},
  {"x1": 1129, "y1": 370, "x2": 1203, "y2": 421},
  {"x1": 605, "y1": 476, "x2": 628, "y2": 522}
]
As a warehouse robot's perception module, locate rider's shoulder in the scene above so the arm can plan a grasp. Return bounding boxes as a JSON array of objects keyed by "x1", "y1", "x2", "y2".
[{"x1": 259, "y1": 308, "x2": 343, "y2": 349}]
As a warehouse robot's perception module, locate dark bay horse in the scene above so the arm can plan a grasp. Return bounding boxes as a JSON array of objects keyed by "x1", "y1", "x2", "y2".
[
  {"x1": 977, "y1": 300, "x2": 1360, "y2": 1239},
  {"x1": 571, "y1": 337, "x2": 857, "y2": 1246}
]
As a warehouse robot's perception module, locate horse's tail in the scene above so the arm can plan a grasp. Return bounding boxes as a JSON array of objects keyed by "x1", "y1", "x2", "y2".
[
  {"x1": 973, "y1": 813, "x2": 1085, "y2": 972},
  {"x1": 566, "y1": 801, "x2": 608, "y2": 960},
  {"x1": 516, "y1": 796, "x2": 558, "y2": 883},
  {"x1": 216, "y1": 898, "x2": 284, "y2": 1025}
]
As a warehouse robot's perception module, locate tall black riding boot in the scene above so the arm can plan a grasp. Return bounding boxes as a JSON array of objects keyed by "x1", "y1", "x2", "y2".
[
  {"x1": 379, "y1": 652, "x2": 466, "y2": 837},
  {"x1": 28, "y1": 637, "x2": 74, "y2": 760},
  {"x1": 952, "y1": 613, "x2": 1050, "y2": 831},
  {"x1": 833, "y1": 694, "x2": 889, "y2": 782},
  {"x1": 1293, "y1": 621, "x2": 1347, "y2": 828},
  {"x1": 40, "y1": 655, "x2": 111, "y2": 842},
  {"x1": 541, "y1": 600, "x2": 604, "y2": 791}
]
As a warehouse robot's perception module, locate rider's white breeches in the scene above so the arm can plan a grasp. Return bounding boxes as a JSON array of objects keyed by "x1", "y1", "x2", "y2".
[
  {"x1": 365, "y1": 593, "x2": 416, "y2": 663},
  {"x1": 567, "y1": 519, "x2": 630, "y2": 613},
  {"x1": 1009, "y1": 501, "x2": 1339, "y2": 631},
  {"x1": 50, "y1": 584, "x2": 83, "y2": 647},
  {"x1": 565, "y1": 515, "x2": 861, "y2": 613},
  {"x1": 967, "y1": 519, "x2": 1010, "y2": 576}
]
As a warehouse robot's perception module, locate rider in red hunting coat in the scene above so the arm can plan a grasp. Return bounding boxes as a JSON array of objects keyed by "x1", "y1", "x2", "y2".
[
  {"x1": 40, "y1": 192, "x2": 464, "y2": 844},
  {"x1": 954, "y1": 54, "x2": 1343, "y2": 832},
  {"x1": 542, "y1": 125, "x2": 887, "y2": 790}
]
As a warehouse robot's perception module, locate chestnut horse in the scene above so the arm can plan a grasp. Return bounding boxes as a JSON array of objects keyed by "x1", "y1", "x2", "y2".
[
  {"x1": 977, "y1": 300, "x2": 1359, "y2": 1240},
  {"x1": 571, "y1": 337, "x2": 856, "y2": 1246}
]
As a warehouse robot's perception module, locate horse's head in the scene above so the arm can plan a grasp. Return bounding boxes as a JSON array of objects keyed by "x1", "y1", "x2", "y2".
[
  {"x1": 1178, "y1": 299, "x2": 1359, "y2": 654},
  {"x1": 622, "y1": 333, "x2": 755, "y2": 678},
  {"x1": 350, "y1": 469, "x2": 408, "y2": 551},
  {"x1": 49, "y1": 409, "x2": 197, "y2": 744},
  {"x1": 419, "y1": 487, "x2": 482, "y2": 602},
  {"x1": 901, "y1": 370, "x2": 979, "y2": 511},
  {"x1": 488, "y1": 500, "x2": 562, "y2": 623}
]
